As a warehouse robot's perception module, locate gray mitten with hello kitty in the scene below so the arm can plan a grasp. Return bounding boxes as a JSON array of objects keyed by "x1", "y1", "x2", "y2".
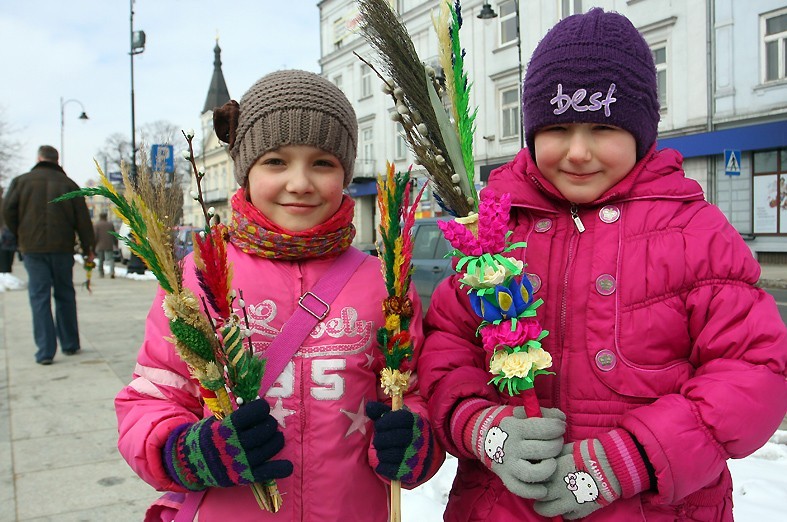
[
  {"x1": 457, "y1": 403, "x2": 566, "y2": 499},
  {"x1": 534, "y1": 429, "x2": 652, "y2": 520}
]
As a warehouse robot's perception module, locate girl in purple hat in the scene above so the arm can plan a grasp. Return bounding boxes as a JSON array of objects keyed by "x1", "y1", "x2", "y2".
[{"x1": 419, "y1": 8, "x2": 787, "y2": 521}]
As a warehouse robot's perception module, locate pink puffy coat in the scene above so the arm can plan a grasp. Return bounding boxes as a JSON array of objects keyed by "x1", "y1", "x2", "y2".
[
  {"x1": 419, "y1": 147, "x2": 787, "y2": 521},
  {"x1": 115, "y1": 245, "x2": 442, "y2": 521}
]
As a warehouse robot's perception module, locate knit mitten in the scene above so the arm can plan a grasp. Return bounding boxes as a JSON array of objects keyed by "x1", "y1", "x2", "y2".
[
  {"x1": 534, "y1": 429, "x2": 652, "y2": 520},
  {"x1": 452, "y1": 399, "x2": 566, "y2": 499},
  {"x1": 163, "y1": 399, "x2": 293, "y2": 491},
  {"x1": 366, "y1": 401, "x2": 435, "y2": 485}
]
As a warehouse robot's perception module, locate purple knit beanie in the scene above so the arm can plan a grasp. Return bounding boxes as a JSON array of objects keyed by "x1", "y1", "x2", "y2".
[{"x1": 522, "y1": 8, "x2": 660, "y2": 160}]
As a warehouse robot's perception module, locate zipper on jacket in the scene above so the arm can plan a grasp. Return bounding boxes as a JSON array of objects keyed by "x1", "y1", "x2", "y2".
[
  {"x1": 570, "y1": 203, "x2": 585, "y2": 233},
  {"x1": 557, "y1": 214, "x2": 581, "y2": 434}
]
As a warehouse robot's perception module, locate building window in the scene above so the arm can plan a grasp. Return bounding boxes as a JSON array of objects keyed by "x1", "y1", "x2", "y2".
[
  {"x1": 499, "y1": 0, "x2": 517, "y2": 46},
  {"x1": 333, "y1": 18, "x2": 345, "y2": 50},
  {"x1": 333, "y1": 74, "x2": 343, "y2": 91},
  {"x1": 763, "y1": 8, "x2": 787, "y2": 82},
  {"x1": 359, "y1": 126, "x2": 375, "y2": 176},
  {"x1": 753, "y1": 148, "x2": 787, "y2": 235},
  {"x1": 561, "y1": 0, "x2": 582, "y2": 18},
  {"x1": 395, "y1": 127, "x2": 408, "y2": 160},
  {"x1": 500, "y1": 86, "x2": 520, "y2": 140},
  {"x1": 652, "y1": 44, "x2": 668, "y2": 110},
  {"x1": 361, "y1": 64, "x2": 373, "y2": 98}
]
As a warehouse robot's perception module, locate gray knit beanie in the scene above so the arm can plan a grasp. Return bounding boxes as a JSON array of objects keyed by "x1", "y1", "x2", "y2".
[{"x1": 219, "y1": 70, "x2": 358, "y2": 187}]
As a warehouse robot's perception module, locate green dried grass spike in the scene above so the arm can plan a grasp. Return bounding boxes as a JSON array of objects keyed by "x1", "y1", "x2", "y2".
[{"x1": 169, "y1": 319, "x2": 215, "y2": 362}]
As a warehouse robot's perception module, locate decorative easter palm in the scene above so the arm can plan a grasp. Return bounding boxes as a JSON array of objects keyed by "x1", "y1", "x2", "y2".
[
  {"x1": 438, "y1": 191, "x2": 553, "y2": 416},
  {"x1": 52, "y1": 131, "x2": 281, "y2": 512},
  {"x1": 82, "y1": 258, "x2": 95, "y2": 293},
  {"x1": 357, "y1": 0, "x2": 477, "y2": 218},
  {"x1": 357, "y1": 0, "x2": 554, "y2": 417},
  {"x1": 375, "y1": 162, "x2": 425, "y2": 522}
]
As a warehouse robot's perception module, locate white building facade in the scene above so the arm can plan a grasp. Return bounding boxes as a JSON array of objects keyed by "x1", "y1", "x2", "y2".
[
  {"x1": 657, "y1": 0, "x2": 787, "y2": 262},
  {"x1": 319, "y1": 0, "x2": 787, "y2": 259}
]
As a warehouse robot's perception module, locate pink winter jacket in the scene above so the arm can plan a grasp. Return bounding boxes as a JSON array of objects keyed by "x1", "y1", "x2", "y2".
[
  {"x1": 419, "y1": 147, "x2": 787, "y2": 521},
  {"x1": 115, "y1": 245, "x2": 442, "y2": 521}
]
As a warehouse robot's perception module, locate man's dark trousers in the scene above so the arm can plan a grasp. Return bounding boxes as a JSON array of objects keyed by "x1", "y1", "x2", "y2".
[{"x1": 23, "y1": 253, "x2": 80, "y2": 362}]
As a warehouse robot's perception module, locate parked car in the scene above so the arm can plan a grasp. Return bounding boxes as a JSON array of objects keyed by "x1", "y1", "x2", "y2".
[
  {"x1": 355, "y1": 242, "x2": 379, "y2": 257},
  {"x1": 117, "y1": 223, "x2": 132, "y2": 265},
  {"x1": 117, "y1": 223, "x2": 200, "y2": 268},
  {"x1": 173, "y1": 226, "x2": 201, "y2": 261},
  {"x1": 410, "y1": 217, "x2": 454, "y2": 310}
]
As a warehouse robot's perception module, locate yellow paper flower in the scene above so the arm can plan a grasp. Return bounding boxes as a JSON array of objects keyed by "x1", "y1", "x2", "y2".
[
  {"x1": 529, "y1": 347, "x2": 553, "y2": 371},
  {"x1": 385, "y1": 313, "x2": 401, "y2": 331},
  {"x1": 489, "y1": 350, "x2": 508, "y2": 375},
  {"x1": 461, "y1": 263, "x2": 506, "y2": 288},
  {"x1": 380, "y1": 367, "x2": 412, "y2": 396},
  {"x1": 460, "y1": 257, "x2": 525, "y2": 289},
  {"x1": 501, "y1": 351, "x2": 533, "y2": 378}
]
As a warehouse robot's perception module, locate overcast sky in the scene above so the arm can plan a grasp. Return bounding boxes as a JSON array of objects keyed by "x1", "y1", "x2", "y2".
[{"x1": 0, "y1": 0, "x2": 322, "y2": 186}]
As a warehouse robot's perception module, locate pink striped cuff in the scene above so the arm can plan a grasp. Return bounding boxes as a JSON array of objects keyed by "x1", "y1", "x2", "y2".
[
  {"x1": 578, "y1": 440, "x2": 618, "y2": 506},
  {"x1": 598, "y1": 429, "x2": 650, "y2": 498},
  {"x1": 450, "y1": 398, "x2": 495, "y2": 458}
]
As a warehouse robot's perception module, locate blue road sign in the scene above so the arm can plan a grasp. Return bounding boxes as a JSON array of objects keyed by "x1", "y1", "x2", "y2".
[
  {"x1": 151, "y1": 144, "x2": 175, "y2": 173},
  {"x1": 724, "y1": 149, "x2": 741, "y2": 176},
  {"x1": 108, "y1": 171, "x2": 123, "y2": 183}
]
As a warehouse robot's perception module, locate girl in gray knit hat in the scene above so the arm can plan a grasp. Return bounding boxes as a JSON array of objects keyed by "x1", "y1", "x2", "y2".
[{"x1": 116, "y1": 69, "x2": 443, "y2": 521}]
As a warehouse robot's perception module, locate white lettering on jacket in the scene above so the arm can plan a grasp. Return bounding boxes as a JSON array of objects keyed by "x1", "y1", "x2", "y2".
[
  {"x1": 248, "y1": 303, "x2": 373, "y2": 358},
  {"x1": 550, "y1": 83, "x2": 617, "y2": 117}
]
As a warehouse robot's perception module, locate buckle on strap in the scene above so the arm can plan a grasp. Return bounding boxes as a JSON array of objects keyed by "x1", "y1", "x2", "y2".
[{"x1": 298, "y1": 291, "x2": 330, "y2": 320}]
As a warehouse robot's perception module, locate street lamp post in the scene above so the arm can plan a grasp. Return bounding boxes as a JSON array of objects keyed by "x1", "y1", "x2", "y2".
[
  {"x1": 126, "y1": 0, "x2": 149, "y2": 275},
  {"x1": 478, "y1": 1, "x2": 524, "y2": 148},
  {"x1": 59, "y1": 97, "x2": 89, "y2": 169},
  {"x1": 129, "y1": 0, "x2": 146, "y2": 184}
]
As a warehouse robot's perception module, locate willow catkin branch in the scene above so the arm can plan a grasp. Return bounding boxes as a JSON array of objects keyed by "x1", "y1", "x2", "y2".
[{"x1": 356, "y1": 0, "x2": 472, "y2": 217}]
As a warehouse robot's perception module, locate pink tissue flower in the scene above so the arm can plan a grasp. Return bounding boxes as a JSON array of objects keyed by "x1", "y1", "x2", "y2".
[
  {"x1": 438, "y1": 189, "x2": 512, "y2": 255},
  {"x1": 480, "y1": 317, "x2": 543, "y2": 353}
]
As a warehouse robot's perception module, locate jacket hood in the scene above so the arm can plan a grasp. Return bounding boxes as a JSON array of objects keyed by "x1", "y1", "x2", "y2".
[{"x1": 487, "y1": 145, "x2": 706, "y2": 211}]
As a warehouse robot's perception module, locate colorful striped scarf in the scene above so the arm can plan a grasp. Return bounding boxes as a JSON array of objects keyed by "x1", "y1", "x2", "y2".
[{"x1": 227, "y1": 189, "x2": 356, "y2": 260}]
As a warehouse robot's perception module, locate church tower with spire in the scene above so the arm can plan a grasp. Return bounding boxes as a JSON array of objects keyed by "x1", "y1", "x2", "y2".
[
  {"x1": 185, "y1": 39, "x2": 234, "y2": 226},
  {"x1": 203, "y1": 40, "x2": 231, "y2": 114}
]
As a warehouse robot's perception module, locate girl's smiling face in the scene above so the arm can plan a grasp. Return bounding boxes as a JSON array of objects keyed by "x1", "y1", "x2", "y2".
[
  {"x1": 246, "y1": 145, "x2": 345, "y2": 232},
  {"x1": 533, "y1": 123, "x2": 637, "y2": 204}
]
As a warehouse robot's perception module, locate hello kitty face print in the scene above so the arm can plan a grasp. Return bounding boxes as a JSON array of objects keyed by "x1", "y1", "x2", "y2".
[
  {"x1": 564, "y1": 470, "x2": 599, "y2": 504},
  {"x1": 484, "y1": 426, "x2": 508, "y2": 464}
]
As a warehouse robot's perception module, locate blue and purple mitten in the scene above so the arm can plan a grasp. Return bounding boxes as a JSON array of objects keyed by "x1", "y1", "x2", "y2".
[
  {"x1": 366, "y1": 401, "x2": 435, "y2": 485},
  {"x1": 163, "y1": 399, "x2": 293, "y2": 491}
]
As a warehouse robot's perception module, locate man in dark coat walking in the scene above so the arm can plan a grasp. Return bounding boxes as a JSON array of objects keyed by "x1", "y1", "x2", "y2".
[
  {"x1": 93, "y1": 211, "x2": 117, "y2": 278},
  {"x1": 2, "y1": 145, "x2": 94, "y2": 364}
]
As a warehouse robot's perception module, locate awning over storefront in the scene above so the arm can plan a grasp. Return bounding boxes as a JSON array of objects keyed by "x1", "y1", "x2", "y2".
[
  {"x1": 657, "y1": 119, "x2": 787, "y2": 158},
  {"x1": 347, "y1": 180, "x2": 377, "y2": 197}
]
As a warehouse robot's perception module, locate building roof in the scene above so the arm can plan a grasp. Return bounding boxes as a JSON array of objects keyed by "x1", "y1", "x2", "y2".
[{"x1": 202, "y1": 41, "x2": 231, "y2": 114}]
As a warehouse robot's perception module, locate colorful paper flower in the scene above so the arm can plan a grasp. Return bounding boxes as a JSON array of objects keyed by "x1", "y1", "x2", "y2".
[
  {"x1": 468, "y1": 275, "x2": 538, "y2": 323},
  {"x1": 500, "y1": 351, "x2": 533, "y2": 379},
  {"x1": 438, "y1": 190, "x2": 512, "y2": 255},
  {"x1": 480, "y1": 317, "x2": 543, "y2": 353}
]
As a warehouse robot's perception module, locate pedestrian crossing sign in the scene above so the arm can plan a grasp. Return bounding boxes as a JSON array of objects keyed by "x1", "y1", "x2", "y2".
[{"x1": 724, "y1": 149, "x2": 741, "y2": 176}]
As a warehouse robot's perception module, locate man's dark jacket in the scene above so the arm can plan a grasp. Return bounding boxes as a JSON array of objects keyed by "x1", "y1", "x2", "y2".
[{"x1": 2, "y1": 161, "x2": 94, "y2": 254}]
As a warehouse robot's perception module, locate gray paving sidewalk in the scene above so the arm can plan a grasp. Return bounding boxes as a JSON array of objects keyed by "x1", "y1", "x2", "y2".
[
  {"x1": 0, "y1": 263, "x2": 161, "y2": 521},
  {"x1": 758, "y1": 263, "x2": 787, "y2": 289}
]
